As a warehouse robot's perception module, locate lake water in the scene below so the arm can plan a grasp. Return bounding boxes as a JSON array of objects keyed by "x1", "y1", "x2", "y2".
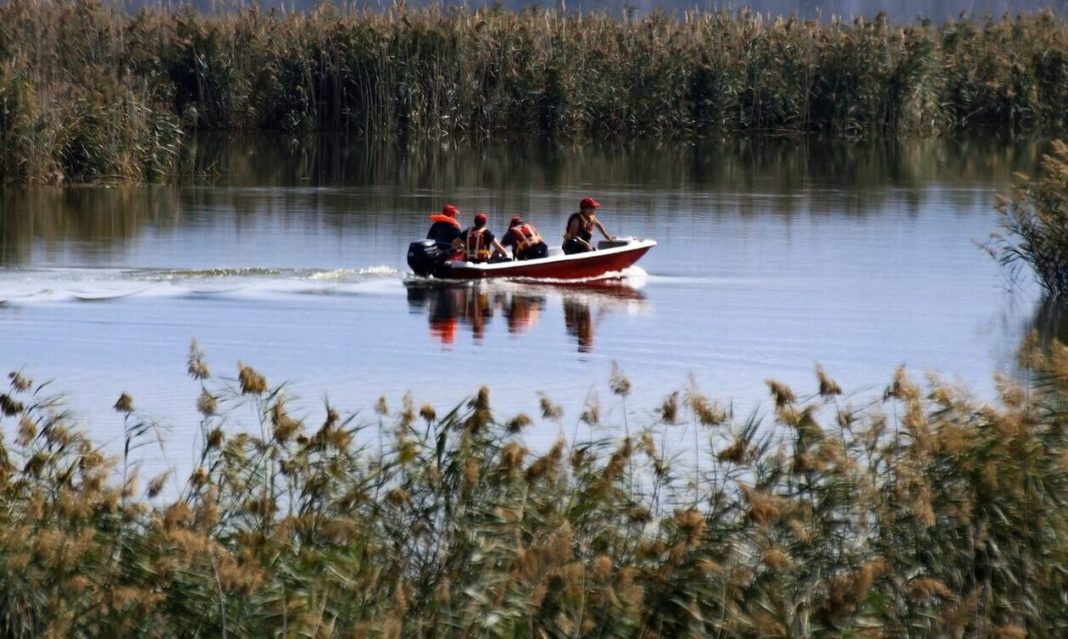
[{"x1": 0, "y1": 135, "x2": 1055, "y2": 470}]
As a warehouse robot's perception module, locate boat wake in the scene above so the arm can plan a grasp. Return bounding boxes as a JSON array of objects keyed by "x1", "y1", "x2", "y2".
[
  {"x1": 0, "y1": 266, "x2": 407, "y2": 306},
  {"x1": 510, "y1": 265, "x2": 649, "y2": 287}
]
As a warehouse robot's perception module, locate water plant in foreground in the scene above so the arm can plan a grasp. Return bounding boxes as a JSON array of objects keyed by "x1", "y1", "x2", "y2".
[
  {"x1": 1, "y1": 339, "x2": 1068, "y2": 636},
  {"x1": 991, "y1": 139, "x2": 1068, "y2": 301}
]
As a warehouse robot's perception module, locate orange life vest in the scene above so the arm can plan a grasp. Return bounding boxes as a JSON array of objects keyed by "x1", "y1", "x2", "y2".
[
  {"x1": 509, "y1": 223, "x2": 544, "y2": 256},
  {"x1": 465, "y1": 227, "x2": 491, "y2": 262},
  {"x1": 429, "y1": 214, "x2": 461, "y2": 228}
]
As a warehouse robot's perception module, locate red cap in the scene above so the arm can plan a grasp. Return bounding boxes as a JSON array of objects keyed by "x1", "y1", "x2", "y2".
[
  {"x1": 442, "y1": 204, "x2": 459, "y2": 218},
  {"x1": 474, "y1": 212, "x2": 487, "y2": 226},
  {"x1": 510, "y1": 215, "x2": 523, "y2": 226},
  {"x1": 580, "y1": 197, "x2": 600, "y2": 210}
]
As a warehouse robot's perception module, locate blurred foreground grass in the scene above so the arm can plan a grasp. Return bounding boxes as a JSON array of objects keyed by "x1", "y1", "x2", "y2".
[{"x1": 1, "y1": 339, "x2": 1068, "y2": 636}]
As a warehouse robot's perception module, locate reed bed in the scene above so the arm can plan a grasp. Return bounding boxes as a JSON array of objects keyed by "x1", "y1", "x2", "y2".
[
  {"x1": 3, "y1": 1, "x2": 1068, "y2": 182},
  {"x1": 1, "y1": 339, "x2": 1068, "y2": 636},
  {"x1": 991, "y1": 138, "x2": 1068, "y2": 300}
]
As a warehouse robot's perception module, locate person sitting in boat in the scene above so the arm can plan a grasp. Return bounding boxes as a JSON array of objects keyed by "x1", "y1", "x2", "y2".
[
  {"x1": 563, "y1": 196, "x2": 614, "y2": 255},
  {"x1": 501, "y1": 215, "x2": 549, "y2": 261},
  {"x1": 426, "y1": 204, "x2": 463, "y2": 251},
  {"x1": 460, "y1": 212, "x2": 508, "y2": 263}
]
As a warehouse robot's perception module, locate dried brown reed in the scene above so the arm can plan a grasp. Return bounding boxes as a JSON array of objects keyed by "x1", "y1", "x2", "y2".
[{"x1": 0, "y1": 342, "x2": 1067, "y2": 635}]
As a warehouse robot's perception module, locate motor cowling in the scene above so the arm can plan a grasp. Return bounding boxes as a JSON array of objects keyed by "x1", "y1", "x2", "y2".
[{"x1": 407, "y1": 239, "x2": 449, "y2": 277}]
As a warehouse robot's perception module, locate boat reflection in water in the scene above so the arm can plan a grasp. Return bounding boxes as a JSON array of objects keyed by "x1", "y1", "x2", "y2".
[
  {"x1": 405, "y1": 283, "x2": 545, "y2": 344},
  {"x1": 562, "y1": 297, "x2": 595, "y2": 353},
  {"x1": 405, "y1": 277, "x2": 648, "y2": 352}
]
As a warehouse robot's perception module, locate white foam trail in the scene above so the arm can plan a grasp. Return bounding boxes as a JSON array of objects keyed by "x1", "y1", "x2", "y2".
[
  {"x1": 309, "y1": 265, "x2": 402, "y2": 281},
  {"x1": 0, "y1": 264, "x2": 663, "y2": 306},
  {"x1": 0, "y1": 265, "x2": 408, "y2": 305}
]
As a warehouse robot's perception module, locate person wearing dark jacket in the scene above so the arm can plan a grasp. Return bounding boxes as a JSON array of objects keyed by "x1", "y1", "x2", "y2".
[
  {"x1": 501, "y1": 215, "x2": 549, "y2": 261},
  {"x1": 426, "y1": 204, "x2": 463, "y2": 248},
  {"x1": 563, "y1": 196, "x2": 614, "y2": 255}
]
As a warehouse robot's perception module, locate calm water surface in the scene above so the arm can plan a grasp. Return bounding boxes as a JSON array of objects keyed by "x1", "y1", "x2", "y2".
[{"x1": 0, "y1": 136, "x2": 1056, "y2": 467}]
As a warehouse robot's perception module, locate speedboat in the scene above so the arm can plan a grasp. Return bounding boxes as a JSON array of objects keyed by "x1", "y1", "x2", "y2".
[{"x1": 407, "y1": 238, "x2": 656, "y2": 281}]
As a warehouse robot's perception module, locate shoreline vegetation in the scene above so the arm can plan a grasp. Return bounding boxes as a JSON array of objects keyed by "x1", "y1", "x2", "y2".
[
  {"x1": 990, "y1": 138, "x2": 1068, "y2": 300},
  {"x1": 4, "y1": 2, "x2": 1068, "y2": 183},
  {"x1": 5, "y1": 5, "x2": 1068, "y2": 636},
  {"x1": 2, "y1": 339, "x2": 1068, "y2": 636}
]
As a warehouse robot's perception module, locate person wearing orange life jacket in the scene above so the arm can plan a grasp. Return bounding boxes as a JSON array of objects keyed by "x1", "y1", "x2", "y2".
[
  {"x1": 459, "y1": 212, "x2": 508, "y2": 263},
  {"x1": 501, "y1": 215, "x2": 549, "y2": 261},
  {"x1": 426, "y1": 204, "x2": 463, "y2": 251},
  {"x1": 563, "y1": 196, "x2": 614, "y2": 255}
]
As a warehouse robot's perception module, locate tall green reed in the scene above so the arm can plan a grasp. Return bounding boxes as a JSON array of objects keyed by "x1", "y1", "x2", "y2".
[
  {"x1": 0, "y1": 0, "x2": 183, "y2": 184},
  {"x1": 990, "y1": 139, "x2": 1068, "y2": 300},
  {"x1": 4, "y1": 3, "x2": 1068, "y2": 183}
]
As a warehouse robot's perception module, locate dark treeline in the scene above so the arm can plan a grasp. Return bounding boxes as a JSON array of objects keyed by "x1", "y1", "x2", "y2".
[{"x1": 3, "y1": 0, "x2": 1068, "y2": 182}]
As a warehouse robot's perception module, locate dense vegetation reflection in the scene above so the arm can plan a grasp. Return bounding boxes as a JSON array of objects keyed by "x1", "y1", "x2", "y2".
[{"x1": 0, "y1": 134, "x2": 1044, "y2": 267}]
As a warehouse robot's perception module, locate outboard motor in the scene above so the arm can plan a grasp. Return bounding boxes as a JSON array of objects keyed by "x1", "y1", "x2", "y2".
[{"x1": 407, "y1": 239, "x2": 449, "y2": 277}]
